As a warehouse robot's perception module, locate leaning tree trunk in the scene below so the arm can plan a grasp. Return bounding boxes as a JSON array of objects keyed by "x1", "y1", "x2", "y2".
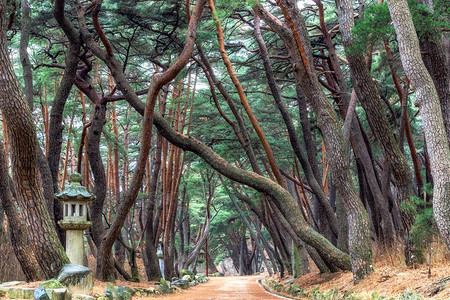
[
  {"x1": 0, "y1": 0, "x2": 69, "y2": 278},
  {"x1": 336, "y1": 0, "x2": 412, "y2": 252},
  {"x1": 0, "y1": 141, "x2": 41, "y2": 281},
  {"x1": 386, "y1": 0, "x2": 450, "y2": 248},
  {"x1": 253, "y1": 0, "x2": 372, "y2": 282},
  {"x1": 144, "y1": 134, "x2": 163, "y2": 281},
  {"x1": 48, "y1": 0, "x2": 82, "y2": 245},
  {"x1": 416, "y1": 0, "x2": 450, "y2": 141},
  {"x1": 253, "y1": 14, "x2": 338, "y2": 237}
]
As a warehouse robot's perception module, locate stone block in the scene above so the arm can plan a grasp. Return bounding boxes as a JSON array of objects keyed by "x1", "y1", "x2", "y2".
[
  {"x1": 72, "y1": 294, "x2": 95, "y2": 300},
  {"x1": 4, "y1": 287, "x2": 35, "y2": 299},
  {"x1": 0, "y1": 281, "x2": 26, "y2": 287},
  {"x1": 52, "y1": 288, "x2": 72, "y2": 300}
]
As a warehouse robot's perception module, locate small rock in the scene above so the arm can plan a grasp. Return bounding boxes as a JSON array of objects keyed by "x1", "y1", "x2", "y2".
[
  {"x1": 5, "y1": 287, "x2": 35, "y2": 299},
  {"x1": 133, "y1": 287, "x2": 148, "y2": 296},
  {"x1": 33, "y1": 286, "x2": 50, "y2": 300},
  {"x1": 116, "y1": 286, "x2": 132, "y2": 300},
  {"x1": 172, "y1": 279, "x2": 189, "y2": 289},
  {"x1": 158, "y1": 278, "x2": 170, "y2": 294},
  {"x1": 105, "y1": 283, "x2": 118, "y2": 299},
  {"x1": 284, "y1": 278, "x2": 295, "y2": 285},
  {"x1": 182, "y1": 275, "x2": 192, "y2": 282},
  {"x1": 195, "y1": 275, "x2": 207, "y2": 283},
  {"x1": 287, "y1": 283, "x2": 301, "y2": 296},
  {"x1": 39, "y1": 279, "x2": 65, "y2": 289},
  {"x1": 180, "y1": 269, "x2": 195, "y2": 280}
]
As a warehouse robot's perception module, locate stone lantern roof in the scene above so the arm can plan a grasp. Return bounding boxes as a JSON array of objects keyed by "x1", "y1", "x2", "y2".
[{"x1": 55, "y1": 173, "x2": 95, "y2": 202}]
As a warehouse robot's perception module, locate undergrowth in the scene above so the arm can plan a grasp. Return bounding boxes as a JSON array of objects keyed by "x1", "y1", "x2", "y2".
[{"x1": 265, "y1": 280, "x2": 426, "y2": 300}]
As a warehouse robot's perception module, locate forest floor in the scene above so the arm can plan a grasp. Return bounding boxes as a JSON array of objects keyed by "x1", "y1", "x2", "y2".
[
  {"x1": 3, "y1": 246, "x2": 450, "y2": 299},
  {"x1": 263, "y1": 244, "x2": 450, "y2": 299},
  {"x1": 92, "y1": 251, "x2": 450, "y2": 299},
  {"x1": 89, "y1": 245, "x2": 450, "y2": 299},
  {"x1": 264, "y1": 262, "x2": 450, "y2": 299}
]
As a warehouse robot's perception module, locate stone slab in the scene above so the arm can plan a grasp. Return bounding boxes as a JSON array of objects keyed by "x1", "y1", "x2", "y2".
[{"x1": 0, "y1": 282, "x2": 26, "y2": 287}]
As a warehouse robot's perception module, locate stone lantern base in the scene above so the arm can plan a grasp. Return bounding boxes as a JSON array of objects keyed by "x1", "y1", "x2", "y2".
[{"x1": 58, "y1": 221, "x2": 91, "y2": 266}]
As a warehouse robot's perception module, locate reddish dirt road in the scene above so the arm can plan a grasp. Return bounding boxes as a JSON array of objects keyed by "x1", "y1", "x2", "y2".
[{"x1": 154, "y1": 275, "x2": 287, "y2": 299}]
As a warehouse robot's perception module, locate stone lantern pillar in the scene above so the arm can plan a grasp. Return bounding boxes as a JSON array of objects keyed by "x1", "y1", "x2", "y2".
[{"x1": 55, "y1": 173, "x2": 95, "y2": 265}]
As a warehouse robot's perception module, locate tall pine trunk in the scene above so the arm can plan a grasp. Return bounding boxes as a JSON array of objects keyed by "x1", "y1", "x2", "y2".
[
  {"x1": 0, "y1": 0, "x2": 69, "y2": 278},
  {"x1": 386, "y1": 0, "x2": 450, "y2": 249}
]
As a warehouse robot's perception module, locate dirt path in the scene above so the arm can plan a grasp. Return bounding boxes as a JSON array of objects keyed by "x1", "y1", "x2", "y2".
[{"x1": 154, "y1": 275, "x2": 287, "y2": 299}]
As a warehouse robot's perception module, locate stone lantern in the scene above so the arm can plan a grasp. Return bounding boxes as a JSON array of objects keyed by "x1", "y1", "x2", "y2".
[
  {"x1": 55, "y1": 173, "x2": 95, "y2": 265},
  {"x1": 197, "y1": 250, "x2": 206, "y2": 264}
]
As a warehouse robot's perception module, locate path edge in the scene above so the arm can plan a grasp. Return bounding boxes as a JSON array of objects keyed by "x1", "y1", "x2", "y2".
[{"x1": 257, "y1": 278, "x2": 296, "y2": 300}]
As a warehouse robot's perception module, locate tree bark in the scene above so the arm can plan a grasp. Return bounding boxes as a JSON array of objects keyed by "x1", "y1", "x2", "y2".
[
  {"x1": 335, "y1": 0, "x2": 415, "y2": 245},
  {"x1": 0, "y1": 0, "x2": 69, "y2": 278},
  {"x1": 144, "y1": 134, "x2": 163, "y2": 281},
  {"x1": 19, "y1": 0, "x2": 33, "y2": 110},
  {"x1": 0, "y1": 140, "x2": 41, "y2": 281},
  {"x1": 416, "y1": 0, "x2": 450, "y2": 141},
  {"x1": 386, "y1": 0, "x2": 450, "y2": 250},
  {"x1": 20, "y1": 1, "x2": 62, "y2": 244}
]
